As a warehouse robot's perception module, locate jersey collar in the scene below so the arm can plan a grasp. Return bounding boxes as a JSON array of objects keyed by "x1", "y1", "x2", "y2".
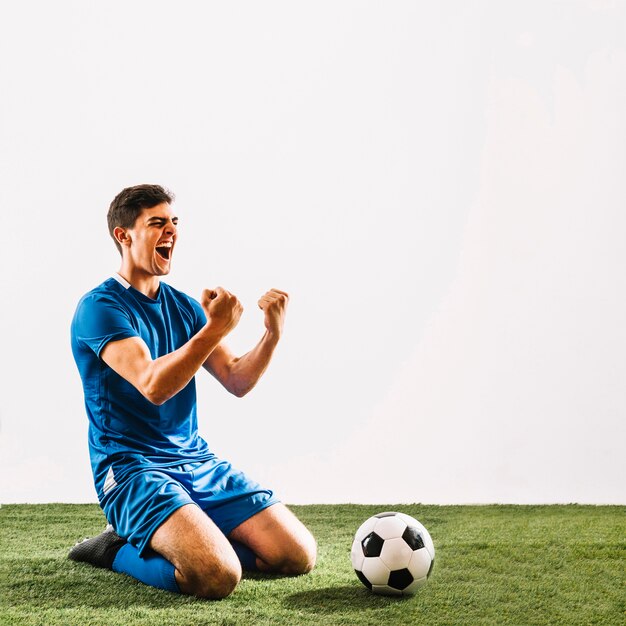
[{"x1": 111, "y1": 273, "x2": 131, "y2": 289}]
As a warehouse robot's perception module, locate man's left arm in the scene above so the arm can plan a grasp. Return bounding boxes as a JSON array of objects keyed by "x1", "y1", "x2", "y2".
[{"x1": 202, "y1": 288, "x2": 288, "y2": 397}]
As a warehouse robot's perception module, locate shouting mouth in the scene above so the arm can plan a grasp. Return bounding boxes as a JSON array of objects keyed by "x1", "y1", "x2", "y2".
[{"x1": 156, "y1": 241, "x2": 173, "y2": 260}]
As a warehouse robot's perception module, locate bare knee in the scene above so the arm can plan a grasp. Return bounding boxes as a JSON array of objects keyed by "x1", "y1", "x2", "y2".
[
  {"x1": 198, "y1": 567, "x2": 241, "y2": 600},
  {"x1": 179, "y1": 560, "x2": 242, "y2": 599},
  {"x1": 289, "y1": 540, "x2": 317, "y2": 575},
  {"x1": 283, "y1": 555, "x2": 316, "y2": 576},
  {"x1": 271, "y1": 536, "x2": 317, "y2": 576},
  {"x1": 229, "y1": 504, "x2": 317, "y2": 577},
  {"x1": 149, "y1": 504, "x2": 243, "y2": 599}
]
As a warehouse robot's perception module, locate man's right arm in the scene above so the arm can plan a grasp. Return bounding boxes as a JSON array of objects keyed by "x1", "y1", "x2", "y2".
[{"x1": 100, "y1": 287, "x2": 242, "y2": 405}]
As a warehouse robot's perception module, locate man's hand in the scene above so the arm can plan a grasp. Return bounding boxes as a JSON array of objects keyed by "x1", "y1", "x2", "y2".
[
  {"x1": 258, "y1": 288, "x2": 289, "y2": 338},
  {"x1": 202, "y1": 288, "x2": 289, "y2": 397},
  {"x1": 202, "y1": 287, "x2": 243, "y2": 338}
]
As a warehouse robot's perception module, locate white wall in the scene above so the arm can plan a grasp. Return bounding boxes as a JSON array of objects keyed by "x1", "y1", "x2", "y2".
[{"x1": 1, "y1": 1, "x2": 624, "y2": 504}]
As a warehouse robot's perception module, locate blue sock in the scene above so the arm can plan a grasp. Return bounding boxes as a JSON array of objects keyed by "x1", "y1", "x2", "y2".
[
  {"x1": 230, "y1": 539, "x2": 259, "y2": 571},
  {"x1": 112, "y1": 543, "x2": 180, "y2": 593}
]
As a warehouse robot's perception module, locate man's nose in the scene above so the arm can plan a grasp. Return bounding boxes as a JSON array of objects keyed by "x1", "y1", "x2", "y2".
[{"x1": 165, "y1": 221, "x2": 177, "y2": 235}]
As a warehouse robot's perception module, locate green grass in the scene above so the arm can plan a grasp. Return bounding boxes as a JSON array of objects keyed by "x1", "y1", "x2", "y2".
[{"x1": 0, "y1": 504, "x2": 624, "y2": 625}]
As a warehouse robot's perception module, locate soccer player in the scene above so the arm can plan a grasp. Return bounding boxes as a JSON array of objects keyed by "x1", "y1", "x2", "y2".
[{"x1": 69, "y1": 184, "x2": 316, "y2": 599}]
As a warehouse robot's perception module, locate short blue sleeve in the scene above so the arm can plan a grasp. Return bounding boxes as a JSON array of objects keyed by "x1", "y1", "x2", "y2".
[
  {"x1": 73, "y1": 293, "x2": 139, "y2": 357},
  {"x1": 180, "y1": 293, "x2": 207, "y2": 336}
]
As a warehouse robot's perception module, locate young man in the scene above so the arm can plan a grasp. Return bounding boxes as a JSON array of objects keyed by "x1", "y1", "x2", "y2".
[{"x1": 69, "y1": 184, "x2": 316, "y2": 599}]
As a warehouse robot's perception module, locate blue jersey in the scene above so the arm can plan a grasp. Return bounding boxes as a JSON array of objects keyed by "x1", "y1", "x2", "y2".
[{"x1": 71, "y1": 275, "x2": 214, "y2": 499}]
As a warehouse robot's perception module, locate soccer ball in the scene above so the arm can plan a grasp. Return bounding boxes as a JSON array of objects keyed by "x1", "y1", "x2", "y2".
[{"x1": 350, "y1": 511, "x2": 435, "y2": 596}]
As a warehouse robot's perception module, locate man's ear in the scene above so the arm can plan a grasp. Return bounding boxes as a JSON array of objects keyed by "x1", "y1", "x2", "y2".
[{"x1": 113, "y1": 226, "x2": 131, "y2": 248}]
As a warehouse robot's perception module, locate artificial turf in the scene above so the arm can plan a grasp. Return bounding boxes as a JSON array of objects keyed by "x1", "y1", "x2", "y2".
[{"x1": 0, "y1": 504, "x2": 623, "y2": 625}]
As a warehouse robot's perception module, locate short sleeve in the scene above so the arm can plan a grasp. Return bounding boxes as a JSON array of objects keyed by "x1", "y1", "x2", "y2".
[
  {"x1": 186, "y1": 294, "x2": 207, "y2": 335},
  {"x1": 73, "y1": 293, "x2": 139, "y2": 357}
]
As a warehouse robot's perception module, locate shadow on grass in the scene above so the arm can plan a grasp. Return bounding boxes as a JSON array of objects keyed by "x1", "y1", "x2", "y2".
[
  {"x1": 5, "y1": 556, "x2": 412, "y2": 615},
  {"x1": 284, "y1": 585, "x2": 411, "y2": 614},
  {"x1": 4, "y1": 560, "x2": 199, "y2": 610}
]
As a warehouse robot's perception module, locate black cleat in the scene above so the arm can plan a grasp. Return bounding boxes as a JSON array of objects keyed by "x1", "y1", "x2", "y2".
[{"x1": 68, "y1": 525, "x2": 126, "y2": 570}]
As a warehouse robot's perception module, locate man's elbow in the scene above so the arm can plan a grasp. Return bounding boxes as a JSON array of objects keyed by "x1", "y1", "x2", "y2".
[
  {"x1": 230, "y1": 385, "x2": 250, "y2": 398},
  {"x1": 141, "y1": 379, "x2": 170, "y2": 405},
  {"x1": 228, "y1": 378, "x2": 256, "y2": 398},
  {"x1": 144, "y1": 389, "x2": 169, "y2": 405}
]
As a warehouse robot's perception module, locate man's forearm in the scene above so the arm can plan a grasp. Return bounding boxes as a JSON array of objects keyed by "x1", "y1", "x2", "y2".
[
  {"x1": 226, "y1": 331, "x2": 280, "y2": 397},
  {"x1": 142, "y1": 324, "x2": 226, "y2": 404}
]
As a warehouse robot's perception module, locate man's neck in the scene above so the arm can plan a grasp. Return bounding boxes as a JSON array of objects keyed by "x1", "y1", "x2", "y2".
[{"x1": 117, "y1": 265, "x2": 161, "y2": 299}]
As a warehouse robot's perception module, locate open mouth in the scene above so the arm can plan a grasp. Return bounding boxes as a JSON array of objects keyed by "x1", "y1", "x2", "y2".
[{"x1": 156, "y1": 242, "x2": 172, "y2": 260}]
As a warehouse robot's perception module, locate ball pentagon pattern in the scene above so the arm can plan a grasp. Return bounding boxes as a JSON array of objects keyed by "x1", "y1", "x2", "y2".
[
  {"x1": 388, "y1": 568, "x2": 414, "y2": 591},
  {"x1": 362, "y1": 532, "x2": 384, "y2": 557},
  {"x1": 351, "y1": 512, "x2": 434, "y2": 596}
]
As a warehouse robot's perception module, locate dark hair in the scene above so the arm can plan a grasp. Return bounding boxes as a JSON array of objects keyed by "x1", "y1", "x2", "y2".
[{"x1": 107, "y1": 184, "x2": 175, "y2": 254}]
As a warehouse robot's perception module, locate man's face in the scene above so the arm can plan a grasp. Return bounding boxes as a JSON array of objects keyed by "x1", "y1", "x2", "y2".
[{"x1": 120, "y1": 203, "x2": 178, "y2": 276}]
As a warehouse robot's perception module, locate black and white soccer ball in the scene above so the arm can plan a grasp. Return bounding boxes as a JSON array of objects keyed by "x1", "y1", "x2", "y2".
[{"x1": 351, "y1": 511, "x2": 435, "y2": 596}]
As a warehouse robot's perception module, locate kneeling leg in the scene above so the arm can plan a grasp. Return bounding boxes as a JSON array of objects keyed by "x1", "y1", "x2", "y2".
[
  {"x1": 149, "y1": 503, "x2": 242, "y2": 599},
  {"x1": 229, "y1": 503, "x2": 317, "y2": 575}
]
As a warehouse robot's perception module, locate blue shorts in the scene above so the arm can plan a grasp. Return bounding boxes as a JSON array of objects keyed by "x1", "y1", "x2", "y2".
[{"x1": 100, "y1": 456, "x2": 280, "y2": 556}]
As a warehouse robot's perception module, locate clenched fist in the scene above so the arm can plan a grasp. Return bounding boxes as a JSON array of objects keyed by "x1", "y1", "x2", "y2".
[
  {"x1": 201, "y1": 287, "x2": 243, "y2": 338},
  {"x1": 258, "y1": 288, "x2": 289, "y2": 338}
]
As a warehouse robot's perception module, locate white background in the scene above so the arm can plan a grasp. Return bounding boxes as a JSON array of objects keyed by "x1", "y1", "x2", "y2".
[{"x1": 1, "y1": 1, "x2": 624, "y2": 504}]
